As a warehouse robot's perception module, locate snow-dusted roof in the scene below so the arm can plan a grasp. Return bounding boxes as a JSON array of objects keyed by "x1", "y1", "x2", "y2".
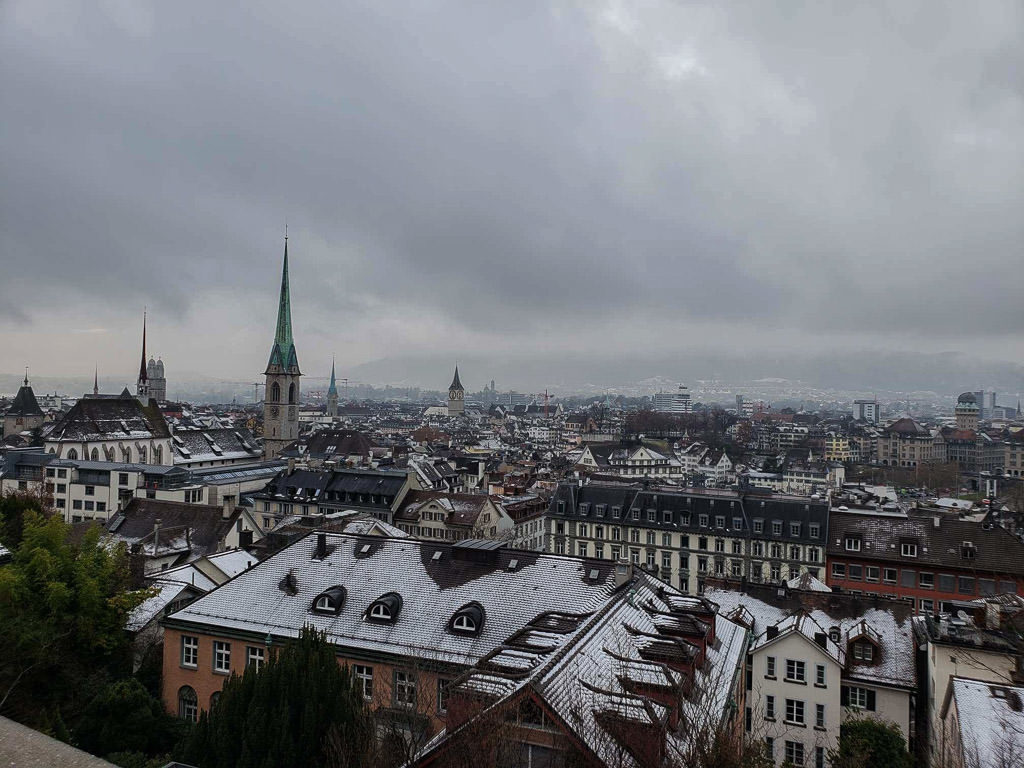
[
  {"x1": 126, "y1": 579, "x2": 194, "y2": 632},
  {"x1": 948, "y1": 678, "x2": 1024, "y2": 768},
  {"x1": 166, "y1": 533, "x2": 621, "y2": 668}
]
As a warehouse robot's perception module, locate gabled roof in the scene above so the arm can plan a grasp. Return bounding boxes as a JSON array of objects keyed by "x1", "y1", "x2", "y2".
[
  {"x1": 395, "y1": 490, "x2": 495, "y2": 527},
  {"x1": 945, "y1": 678, "x2": 1024, "y2": 768},
  {"x1": 46, "y1": 392, "x2": 170, "y2": 441}
]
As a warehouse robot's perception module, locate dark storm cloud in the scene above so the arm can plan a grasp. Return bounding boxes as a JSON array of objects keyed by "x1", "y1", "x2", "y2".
[{"x1": 0, "y1": 0, "x2": 1021, "y2": 385}]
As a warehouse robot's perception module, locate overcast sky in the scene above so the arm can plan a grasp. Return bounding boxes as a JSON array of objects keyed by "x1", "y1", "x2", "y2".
[{"x1": 1, "y1": 1, "x2": 1022, "y2": 393}]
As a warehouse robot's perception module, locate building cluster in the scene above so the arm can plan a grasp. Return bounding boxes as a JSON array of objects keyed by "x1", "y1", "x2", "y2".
[{"x1": 1, "y1": 240, "x2": 1023, "y2": 767}]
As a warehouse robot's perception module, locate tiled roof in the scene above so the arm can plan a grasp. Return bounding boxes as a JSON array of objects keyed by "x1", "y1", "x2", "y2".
[
  {"x1": 171, "y1": 427, "x2": 260, "y2": 464},
  {"x1": 948, "y1": 678, "x2": 1024, "y2": 768},
  {"x1": 7, "y1": 384, "x2": 43, "y2": 417},
  {"x1": 394, "y1": 490, "x2": 491, "y2": 527},
  {"x1": 827, "y1": 510, "x2": 1024, "y2": 574},
  {"x1": 165, "y1": 533, "x2": 622, "y2": 668},
  {"x1": 46, "y1": 393, "x2": 169, "y2": 441}
]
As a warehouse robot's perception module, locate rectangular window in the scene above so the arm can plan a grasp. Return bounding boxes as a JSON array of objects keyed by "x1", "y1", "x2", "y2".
[
  {"x1": 938, "y1": 574, "x2": 956, "y2": 593},
  {"x1": 785, "y1": 699, "x2": 805, "y2": 725},
  {"x1": 848, "y1": 564, "x2": 862, "y2": 580},
  {"x1": 732, "y1": 517, "x2": 743, "y2": 530},
  {"x1": 844, "y1": 537, "x2": 861, "y2": 552},
  {"x1": 816, "y1": 703, "x2": 825, "y2": 728},
  {"x1": 883, "y1": 568, "x2": 897, "y2": 584},
  {"x1": 815, "y1": 664, "x2": 826, "y2": 687},
  {"x1": 181, "y1": 636, "x2": 198, "y2": 668},
  {"x1": 662, "y1": 552, "x2": 672, "y2": 569},
  {"x1": 765, "y1": 737, "x2": 774, "y2": 760},
  {"x1": 662, "y1": 533, "x2": 672, "y2": 547},
  {"x1": 786, "y1": 659, "x2": 806, "y2": 682},
  {"x1": 866, "y1": 566, "x2": 880, "y2": 582},
  {"x1": 790, "y1": 522, "x2": 801, "y2": 537},
  {"x1": 809, "y1": 523, "x2": 820, "y2": 539},
  {"x1": 843, "y1": 686, "x2": 876, "y2": 711},
  {"x1": 354, "y1": 665, "x2": 373, "y2": 701},
  {"x1": 815, "y1": 746, "x2": 825, "y2": 768},
  {"x1": 213, "y1": 641, "x2": 231, "y2": 674},
  {"x1": 437, "y1": 678, "x2": 451, "y2": 713},
  {"x1": 901, "y1": 543, "x2": 918, "y2": 558},
  {"x1": 785, "y1": 741, "x2": 805, "y2": 766},
  {"x1": 699, "y1": 514, "x2": 708, "y2": 527},
  {"x1": 85, "y1": 485, "x2": 95, "y2": 496},
  {"x1": 901, "y1": 569, "x2": 916, "y2": 588},
  {"x1": 765, "y1": 695, "x2": 775, "y2": 719},
  {"x1": 753, "y1": 519, "x2": 764, "y2": 534},
  {"x1": 772, "y1": 521, "x2": 783, "y2": 536},
  {"x1": 577, "y1": 542, "x2": 587, "y2": 557},
  {"x1": 919, "y1": 572, "x2": 934, "y2": 589},
  {"x1": 766, "y1": 656, "x2": 776, "y2": 678},
  {"x1": 246, "y1": 646, "x2": 265, "y2": 671},
  {"x1": 958, "y1": 576, "x2": 975, "y2": 594},
  {"x1": 73, "y1": 499, "x2": 83, "y2": 510},
  {"x1": 394, "y1": 670, "x2": 417, "y2": 708},
  {"x1": 715, "y1": 516, "x2": 725, "y2": 528},
  {"x1": 119, "y1": 472, "x2": 129, "y2": 485}
]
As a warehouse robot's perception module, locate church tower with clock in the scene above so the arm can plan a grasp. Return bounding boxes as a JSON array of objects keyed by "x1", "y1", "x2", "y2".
[
  {"x1": 447, "y1": 365, "x2": 465, "y2": 417},
  {"x1": 263, "y1": 236, "x2": 301, "y2": 459}
]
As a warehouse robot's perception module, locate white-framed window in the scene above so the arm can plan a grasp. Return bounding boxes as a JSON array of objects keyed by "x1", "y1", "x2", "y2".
[
  {"x1": 852, "y1": 641, "x2": 875, "y2": 661},
  {"x1": 213, "y1": 641, "x2": 231, "y2": 673},
  {"x1": 246, "y1": 646, "x2": 265, "y2": 672},
  {"x1": 765, "y1": 695, "x2": 776, "y2": 719},
  {"x1": 766, "y1": 656, "x2": 776, "y2": 677},
  {"x1": 370, "y1": 604, "x2": 392, "y2": 621},
  {"x1": 901, "y1": 543, "x2": 918, "y2": 557},
  {"x1": 453, "y1": 614, "x2": 476, "y2": 633},
  {"x1": 844, "y1": 537, "x2": 861, "y2": 552},
  {"x1": 815, "y1": 703, "x2": 825, "y2": 728},
  {"x1": 354, "y1": 665, "x2": 373, "y2": 700},
  {"x1": 181, "y1": 635, "x2": 198, "y2": 668},
  {"x1": 785, "y1": 699, "x2": 805, "y2": 725},
  {"x1": 394, "y1": 670, "x2": 416, "y2": 708},
  {"x1": 815, "y1": 664, "x2": 826, "y2": 687},
  {"x1": 178, "y1": 686, "x2": 198, "y2": 722},
  {"x1": 785, "y1": 740, "x2": 805, "y2": 766},
  {"x1": 786, "y1": 659, "x2": 806, "y2": 682}
]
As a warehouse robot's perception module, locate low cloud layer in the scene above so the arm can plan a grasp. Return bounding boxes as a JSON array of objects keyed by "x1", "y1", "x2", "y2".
[{"x1": 1, "y1": 1, "x2": 1021, "y2": 391}]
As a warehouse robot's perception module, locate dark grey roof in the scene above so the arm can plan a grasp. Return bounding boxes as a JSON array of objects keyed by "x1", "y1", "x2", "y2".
[
  {"x1": 47, "y1": 393, "x2": 170, "y2": 441},
  {"x1": 7, "y1": 384, "x2": 43, "y2": 417},
  {"x1": 828, "y1": 510, "x2": 1024, "y2": 575},
  {"x1": 171, "y1": 427, "x2": 260, "y2": 463}
]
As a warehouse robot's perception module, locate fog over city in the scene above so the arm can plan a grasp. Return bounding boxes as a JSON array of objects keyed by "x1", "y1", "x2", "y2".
[{"x1": 2, "y1": 1, "x2": 1022, "y2": 393}]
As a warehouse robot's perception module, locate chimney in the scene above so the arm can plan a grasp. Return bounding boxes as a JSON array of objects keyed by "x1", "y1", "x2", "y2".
[
  {"x1": 933, "y1": 516, "x2": 940, "y2": 529},
  {"x1": 614, "y1": 559, "x2": 633, "y2": 590},
  {"x1": 287, "y1": 458, "x2": 296, "y2": 475},
  {"x1": 814, "y1": 632, "x2": 827, "y2": 648},
  {"x1": 153, "y1": 518, "x2": 161, "y2": 552},
  {"x1": 766, "y1": 625, "x2": 779, "y2": 640},
  {"x1": 315, "y1": 532, "x2": 327, "y2": 560},
  {"x1": 222, "y1": 495, "x2": 234, "y2": 520}
]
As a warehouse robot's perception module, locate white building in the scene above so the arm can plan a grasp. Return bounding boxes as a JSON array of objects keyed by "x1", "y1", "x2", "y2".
[{"x1": 653, "y1": 383, "x2": 693, "y2": 414}]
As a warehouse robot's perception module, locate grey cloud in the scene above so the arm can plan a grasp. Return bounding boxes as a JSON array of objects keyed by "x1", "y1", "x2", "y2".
[{"x1": 0, "y1": 0, "x2": 1021, "y2": 386}]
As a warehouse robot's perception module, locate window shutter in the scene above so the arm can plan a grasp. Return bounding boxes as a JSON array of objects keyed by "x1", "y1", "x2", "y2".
[
  {"x1": 867, "y1": 690, "x2": 876, "y2": 711},
  {"x1": 840, "y1": 686, "x2": 849, "y2": 706}
]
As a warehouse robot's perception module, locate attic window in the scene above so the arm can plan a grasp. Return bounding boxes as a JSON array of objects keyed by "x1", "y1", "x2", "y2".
[
  {"x1": 449, "y1": 602, "x2": 485, "y2": 636},
  {"x1": 900, "y1": 543, "x2": 918, "y2": 558},
  {"x1": 432, "y1": 551, "x2": 443, "y2": 561},
  {"x1": 359, "y1": 544, "x2": 371, "y2": 555},
  {"x1": 507, "y1": 559, "x2": 519, "y2": 570},
  {"x1": 367, "y1": 592, "x2": 402, "y2": 624},
  {"x1": 311, "y1": 585, "x2": 346, "y2": 615},
  {"x1": 588, "y1": 569, "x2": 600, "y2": 580}
]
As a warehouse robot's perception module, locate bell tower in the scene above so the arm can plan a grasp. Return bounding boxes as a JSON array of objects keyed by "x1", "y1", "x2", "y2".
[
  {"x1": 327, "y1": 357, "x2": 339, "y2": 419},
  {"x1": 263, "y1": 236, "x2": 301, "y2": 459},
  {"x1": 447, "y1": 364, "x2": 465, "y2": 417}
]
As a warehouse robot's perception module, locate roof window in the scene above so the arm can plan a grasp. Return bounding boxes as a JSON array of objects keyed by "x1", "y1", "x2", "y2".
[
  {"x1": 367, "y1": 592, "x2": 403, "y2": 623},
  {"x1": 311, "y1": 585, "x2": 346, "y2": 615},
  {"x1": 449, "y1": 602, "x2": 485, "y2": 636}
]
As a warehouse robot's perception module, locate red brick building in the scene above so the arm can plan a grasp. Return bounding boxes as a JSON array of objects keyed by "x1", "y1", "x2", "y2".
[{"x1": 826, "y1": 509, "x2": 1024, "y2": 614}]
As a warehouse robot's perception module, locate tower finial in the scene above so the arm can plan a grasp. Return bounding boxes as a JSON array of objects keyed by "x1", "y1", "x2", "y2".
[
  {"x1": 94, "y1": 365, "x2": 99, "y2": 396},
  {"x1": 138, "y1": 309, "x2": 148, "y2": 383},
  {"x1": 24, "y1": 366, "x2": 29, "y2": 387}
]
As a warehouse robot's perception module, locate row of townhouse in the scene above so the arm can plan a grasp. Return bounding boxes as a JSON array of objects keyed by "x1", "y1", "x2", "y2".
[
  {"x1": 160, "y1": 531, "x2": 749, "y2": 767},
  {"x1": 543, "y1": 482, "x2": 830, "y2": 595}
]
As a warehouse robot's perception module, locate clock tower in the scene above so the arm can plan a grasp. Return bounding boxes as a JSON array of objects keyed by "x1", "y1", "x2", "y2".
[
  {"x1": 263, "y1": 236, "x2": 301, "y2": 459},
  {"x1": 447, "y1": 365, "x2": 465, "y2": 417}
]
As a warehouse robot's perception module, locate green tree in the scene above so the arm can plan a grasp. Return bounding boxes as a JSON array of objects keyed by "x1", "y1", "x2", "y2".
[
  {"x1": 0, "y1": 491, "x2": 49, "y2": 550},
  {"x1": 178, "y1": 627, "x2": 373, "y2": 768},
  {"x1": 829, "y1": 718, "x2": 912, "y2": 768},
  {"x1": 0, "y1": 510, "x2": 146, "y2": 727},
  {"x1": 75, "y1": 678, "x2": 183, "y2": 759}
]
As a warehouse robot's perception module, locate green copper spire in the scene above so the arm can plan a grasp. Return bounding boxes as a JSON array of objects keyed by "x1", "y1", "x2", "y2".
[
  {"x1": 327, "y1": 357, "x2": 338, "y2": 396},
  {"x1": 266, "y1": 237, "x2": 301, "y2": 374}
]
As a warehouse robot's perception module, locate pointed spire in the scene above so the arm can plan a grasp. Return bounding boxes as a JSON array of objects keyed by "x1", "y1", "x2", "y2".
[
  {"x1": 23, "y1": 366, "x2": 29, "y2": 387},
  {"x1": 138, "y1": 309, "x2": 148, "y2": 383},
  {"x1": 327, "y1": 357, "x2": 338, "y2": 396},
  {"x1": 93, "y1": 365, "x2": 99, "y2": 396},
  {"x1": 449, "y1": 364, "x2": 463, "y2": 391},
  {"x1": 266, "y1": 235, "x2": 301, "y2": 374}
]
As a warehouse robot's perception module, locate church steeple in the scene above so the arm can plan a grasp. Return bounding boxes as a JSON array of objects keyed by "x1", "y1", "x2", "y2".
[
  {"x1": 136, "y1": 310, "x2": 151, "y2": 404},
  {"x1": 327, "y1": 357, "x2": 338, "y2": 397},
  {"x1": 94, "y1": 365, "x2": 99, "y2": 396},
  {"x1": 265, "y1": 237, "x2": 300, "y2": 375},
  {"x1": 326, "y1": 357, "x2": 339, "y2": 419},
  {"x1": 263, "y1": 234, "x2": 302, "y2": 459}
]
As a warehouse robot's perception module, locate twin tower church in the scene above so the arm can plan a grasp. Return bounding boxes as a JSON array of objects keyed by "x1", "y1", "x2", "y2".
[{"x1": 260, "y1": 238, "x2": 465, "y2": 460}]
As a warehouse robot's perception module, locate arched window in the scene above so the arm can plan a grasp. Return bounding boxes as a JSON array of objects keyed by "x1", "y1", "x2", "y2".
[
  {"x1": 178, "y1": 686, "x2": 198, "y2": 722},
  {"x1": 270, "y1": 382, "x2": 281, "y2": 403},
  {"x1": 48, "y1": 448, "x2": 55, "y2": 454},
  {"x1": 288, "y1": 383, "x2": 296, "y2": 404},
  {"x1": 67, "y1": 449, "x2": 78, "y2": 460},
  {"x1": 453, "y1": 614, "x2": 476, "y2": 632},
  {"x1": 90, "y1": 448, "x2": 99, "y2": 461},
  {"x1": 153, "y1": 446, "x2": 162, "y2": 464},
  {"x1": 370, "y1": 603, "x2": 391, "y2": 621},
  {"x1": 139, "y1": 446, "x2": 147, "y2": 463},
  {"x1": 210, "y1": 691, "x2": 221, "y2": 710}
]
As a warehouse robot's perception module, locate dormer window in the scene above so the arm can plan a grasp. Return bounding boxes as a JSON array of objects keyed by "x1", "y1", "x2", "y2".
[
  {"x1": 449, "y1": 602, "x2": 485, "y2": 636},
  {"x1": 310, "y1": 585, "x2": 346, "y2": 615},
  {"x1": 844, "y1": 537, "x2": 861, "y2": 552},
  {"x1": 367, "y1": 592, "x2": 403, "y2": 623},
  {"x1": 901, "y1": 543, "x2": 918, "y2": 558},
  {"x1": 851, "y1": 641, "x2": 875, "y2": 662}
]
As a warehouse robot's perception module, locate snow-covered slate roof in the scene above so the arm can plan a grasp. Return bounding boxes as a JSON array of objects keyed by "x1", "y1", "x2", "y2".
[
  {"x1": 165, "y1": 533, "x2": 620, "y2": 668},
  {"x1": 948, "y1": 678, "x2": 1024, "y2": 768}
]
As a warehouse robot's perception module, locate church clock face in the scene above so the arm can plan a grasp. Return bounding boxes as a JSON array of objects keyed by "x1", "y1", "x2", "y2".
[{"x1": 449, "y1": 389, "x2": 463, "y2": 401}]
